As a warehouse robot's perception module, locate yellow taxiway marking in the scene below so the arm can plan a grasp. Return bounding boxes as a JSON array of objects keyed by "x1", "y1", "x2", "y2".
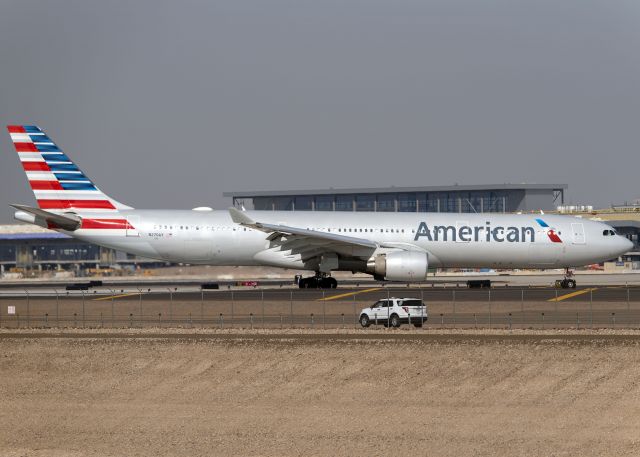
[
  {"x1": 93, "y1": 292, "x2": 141, "y2": 301},
  {"x1": 548, "y1": 287, "x2": 597, "y2": 302},
  {"x1": 318, "y1": 288, "x2": 383, "y2": 301}
]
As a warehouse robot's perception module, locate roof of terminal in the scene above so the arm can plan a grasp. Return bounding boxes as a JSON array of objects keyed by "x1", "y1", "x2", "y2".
[
  {"x1": 0, "y1": 224, "x2": 70, "y2": 240},
  {"x1": 223, "y1": 183, "x2": 568, "y2": 198}
]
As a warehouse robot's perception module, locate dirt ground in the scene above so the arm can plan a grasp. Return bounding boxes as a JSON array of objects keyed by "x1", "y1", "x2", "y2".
[{"x1": 1, "y1": 331, "x2": 640, "y2": 456}]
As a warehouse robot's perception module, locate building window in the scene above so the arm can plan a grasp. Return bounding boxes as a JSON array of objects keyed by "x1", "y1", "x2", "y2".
[
  {"x1": 355, "y1": 194, "x2": 375, "y2": 211},
  {"x1": 377, "y1": 194, "x2": 396, "y2": 212},
  {"x1": 315, "y1": 195, "x2": 333, "y2": 211},
  {"x1": 335, "y1": 195, "x2": 353, "y2": 211},
  {"x1": 294, "y1": 196, "x2": 313, "y2": 211},
  {"x1": 274, "y1": 197, "x2": 294, "y2": 211},
  {"x1": 398, "y1": 193, "x2": 416, "y2": 212}
]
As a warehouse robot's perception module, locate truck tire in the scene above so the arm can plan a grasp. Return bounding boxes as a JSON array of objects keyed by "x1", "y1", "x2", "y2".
[
  {"x1": 390, "y1": 314, "x2": 401, "y2": 328},
  {"x1": 359, "y1": 314, "x2": 371, "y2": 328}
]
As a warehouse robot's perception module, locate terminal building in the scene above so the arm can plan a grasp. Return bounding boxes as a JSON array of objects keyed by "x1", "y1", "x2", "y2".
[
  {"x1": 224, "y1": 184, "x2": 567, "y2": 213},
  {"x1": 0, "y1": 225, "x2": 161, "y2": 277}
]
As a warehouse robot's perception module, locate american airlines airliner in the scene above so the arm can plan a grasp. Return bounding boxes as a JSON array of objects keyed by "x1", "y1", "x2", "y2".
[{"x1": 6, "y1": 125, "x2": 632, "y2": 289}]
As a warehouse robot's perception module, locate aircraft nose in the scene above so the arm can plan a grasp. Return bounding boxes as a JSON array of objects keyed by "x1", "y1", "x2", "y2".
[{"x1": 616, "y1": 236, "x2": 634, "y2": 256}]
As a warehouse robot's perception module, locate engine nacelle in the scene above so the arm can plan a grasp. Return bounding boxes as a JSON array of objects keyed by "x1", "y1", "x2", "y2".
[{"x1": 367, "y1": 251, "x2": 428, "y2": 281}]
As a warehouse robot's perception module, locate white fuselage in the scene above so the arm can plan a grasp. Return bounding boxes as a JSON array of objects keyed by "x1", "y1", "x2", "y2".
[{"x1": 61, "y1": 210, "x2": 632, "y2": 273}]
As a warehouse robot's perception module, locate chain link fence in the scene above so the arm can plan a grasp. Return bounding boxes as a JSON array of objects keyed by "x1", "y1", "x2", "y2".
[{"x1": 0, "y1": 285, "x2": 638, "y2": 330}]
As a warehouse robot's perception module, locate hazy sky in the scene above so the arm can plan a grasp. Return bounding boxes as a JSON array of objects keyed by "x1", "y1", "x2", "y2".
[{"x1": 1, "y1": 0, "x2": 639, "y2": 223}]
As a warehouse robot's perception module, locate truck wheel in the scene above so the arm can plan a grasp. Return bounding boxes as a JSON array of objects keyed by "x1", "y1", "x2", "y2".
[
  {"x1": 567, "y1": 279, "x2": 576, "y2": 289},
  {"x1": 390, "y1": 314, "x2": 401, "y2": 328},
  {"x1": 359, "y1": 314, "x2": 371, "y2": 328}
]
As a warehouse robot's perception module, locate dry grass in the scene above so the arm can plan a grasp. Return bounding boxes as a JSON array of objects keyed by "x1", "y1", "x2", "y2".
[{"x1": 1, "y1": 331, "x2": 640, "y2": 456}]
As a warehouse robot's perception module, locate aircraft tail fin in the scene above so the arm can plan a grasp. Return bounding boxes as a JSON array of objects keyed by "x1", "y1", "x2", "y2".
[{"x1": 7, "y1": 125, "x2": 132, "y2": 213}]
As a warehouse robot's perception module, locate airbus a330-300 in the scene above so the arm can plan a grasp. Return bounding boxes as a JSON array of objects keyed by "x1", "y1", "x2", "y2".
[{"x1": 6, "y1": 126, "x2": 632, "y2": 288}]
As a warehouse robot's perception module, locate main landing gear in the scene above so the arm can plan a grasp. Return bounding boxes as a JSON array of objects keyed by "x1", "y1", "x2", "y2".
[
  {"x1": 555, "y1": 268, "x2": 576, "y2": 289},
  {"x1": 297, "y1": 273, "x2": 338, "y2": 289}
]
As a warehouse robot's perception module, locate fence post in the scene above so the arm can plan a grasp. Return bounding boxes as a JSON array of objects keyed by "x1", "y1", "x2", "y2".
[
  {"x1": 290, "y1": 290, "x2": 293, "y2": 328},
  {"x1": 25, "y1": 289, "x2": 30, "y2": 328},
  {"x1": 626, "y1": 283, "x2": 630, "y2": 313},
  {"x1": 541, "y1": 312, "x2": 545, "y2": 330},
  {"x1": 100, "y1": 312, "x2": 103, "y2": 328},
  {"x1": 590, "y1": 288, "x2": 593, "y2": 329},
  {"x1": 474, "y1": 313, "x2": 477, "y2": 329},
  {"x1": 231, "y1": 289, "x2": 235, "y2": 329},
  {"x1": 521, "y1": 289, "x2": 524, "y2": 325},
  {"x1": 322, "y1": 290, "x2": 326, "y2": 330},
  {"x1": 452, "y1": 289, "x2": 456, "y2": 329},
  {"x1": 110, "y1": 289, "x2": 115, "y2": 328},
  {"x1": 158, "y1": 312, "x2": 162, "y2": 328},
  {"x1": 189, "y1": 312, "x2": 192, "y2": 328},
  {"x1": 508, "y1": 313, "x2": 512, "y2": 331},
  {"x1": 440, "y1": 313, "x2": 443, "y2": 329},
  {"x1": 54, "y1": 289, "x2": 59, "y2": 327},
  {"x1": 280, "y1": 313, "x2": 283, "y2": 330},
  {"x1": 261, "y1": 289, "x2": 265, "y2": 327},
  {"x1": 74, "y1": 312, "x2": 78, "y2": 328},
  {"x1": 310, "y1": 313, "x2": 314, "y2": 328},
  {"x1": 576, "y1": 312, "x2": 580, "y2": 330},
  {"x1": 488, "y1": 288, "x2": 492, "y2": 329},
  {"x1": 341, "y1": 313, "x2": 345, "y2": 329},
  {"x1": 168, "y1": 288, "x2": 173, "y2": 323},
  {"x1": 250, "y1": 313, "x2": 254, "y2": 330},
  {"x1": 612, "y1": 312, "x2": 616, "y2": 329},
  {"x1": 219, "y1": 313, "x2": 223, "y2": 329},
  {"x1": 45, "y1": 313, "x2": 48, "y2": 328},
  {"x1": 81, "y1": 290, "x2": 85, "y2": 328},
  {"x1": 201, "y1": 289, "x2": 204, "y2": 326},
  {"x1": 353, "y1": 294, "x2": 356, "y2": 329},
  {"x1": 137, "y1": 288, "x2": 143, "y2": 327}
]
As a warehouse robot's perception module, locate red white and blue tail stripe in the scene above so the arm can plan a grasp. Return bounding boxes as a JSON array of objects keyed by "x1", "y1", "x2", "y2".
[
  {"x1": 8, "y1": 125, "x2": 131, "y2": 213},
  {"x1": 8, "y1": 125, "x2": 134, "y2": 232}
]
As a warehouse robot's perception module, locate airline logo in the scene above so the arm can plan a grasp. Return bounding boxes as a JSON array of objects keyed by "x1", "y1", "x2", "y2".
[
  {"x1": 414, "y1": 221, "x2": 536, "y2": 243},
  {"x1": 8, "y1": 125, "x2": 133, "y2": 231},
  {"x1": 535, "y1": 218, "x2": 562, "y2": 243},
  {"x1": 7, "y1": 125, "x2": 116, "y2": 211}
]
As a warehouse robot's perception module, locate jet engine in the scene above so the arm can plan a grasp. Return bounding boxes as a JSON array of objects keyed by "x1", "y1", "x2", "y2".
[{"x1": 366, "y1": 251, "x2": 428, "y2": 281}]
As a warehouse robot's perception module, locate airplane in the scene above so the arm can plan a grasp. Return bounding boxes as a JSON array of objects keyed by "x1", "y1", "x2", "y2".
[{"x1": 6, "y1": 125, "x2": 633, "y2": 289}]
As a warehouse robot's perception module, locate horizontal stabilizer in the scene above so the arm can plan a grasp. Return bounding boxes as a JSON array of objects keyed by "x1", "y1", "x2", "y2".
[{"x1": 11, "y1": 203, "x2": 81, "y2": 231}]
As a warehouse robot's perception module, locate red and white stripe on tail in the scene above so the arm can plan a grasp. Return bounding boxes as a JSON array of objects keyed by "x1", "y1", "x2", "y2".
[{"x1": 8, "y1": 125, "x2": 135, "y2": 231}]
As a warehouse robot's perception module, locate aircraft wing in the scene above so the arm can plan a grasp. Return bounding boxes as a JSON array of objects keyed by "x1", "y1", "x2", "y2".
[{"x1": 228, "y1": 207, "x2": 378, "y2": 252}]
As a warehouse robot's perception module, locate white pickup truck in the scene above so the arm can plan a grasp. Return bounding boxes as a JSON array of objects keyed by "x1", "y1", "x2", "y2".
[{"x1": 359, "y1": 297, "x2": 428, "y2": 328}]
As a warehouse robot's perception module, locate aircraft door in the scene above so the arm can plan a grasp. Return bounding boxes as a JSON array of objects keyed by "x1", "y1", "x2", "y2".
[{"x1": 571, "y1": 223, "x2": 586, "y2": 244}]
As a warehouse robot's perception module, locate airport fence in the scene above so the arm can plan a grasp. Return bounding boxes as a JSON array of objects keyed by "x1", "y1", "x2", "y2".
[{"x1": 1, "y1": 285, "x2": 640, "y2": 330}]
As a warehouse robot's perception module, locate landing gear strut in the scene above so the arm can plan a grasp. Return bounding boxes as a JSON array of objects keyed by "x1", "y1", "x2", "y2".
[
  {"x1": 555, "y1": 268, "x2": 576, "y2": 289},
  {"x1": 298, "y1": 273, "x2": 338, "y2": 289}
]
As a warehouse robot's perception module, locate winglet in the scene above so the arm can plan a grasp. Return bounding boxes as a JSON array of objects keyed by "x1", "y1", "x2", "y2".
[{"x1": 228, "y1": 207, "x2": 256, "y2": 225}]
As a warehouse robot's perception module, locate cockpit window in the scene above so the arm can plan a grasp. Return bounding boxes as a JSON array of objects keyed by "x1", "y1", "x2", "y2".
[{"x1": 602, "y1": 229, "x2": 616, "y2": 236}]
